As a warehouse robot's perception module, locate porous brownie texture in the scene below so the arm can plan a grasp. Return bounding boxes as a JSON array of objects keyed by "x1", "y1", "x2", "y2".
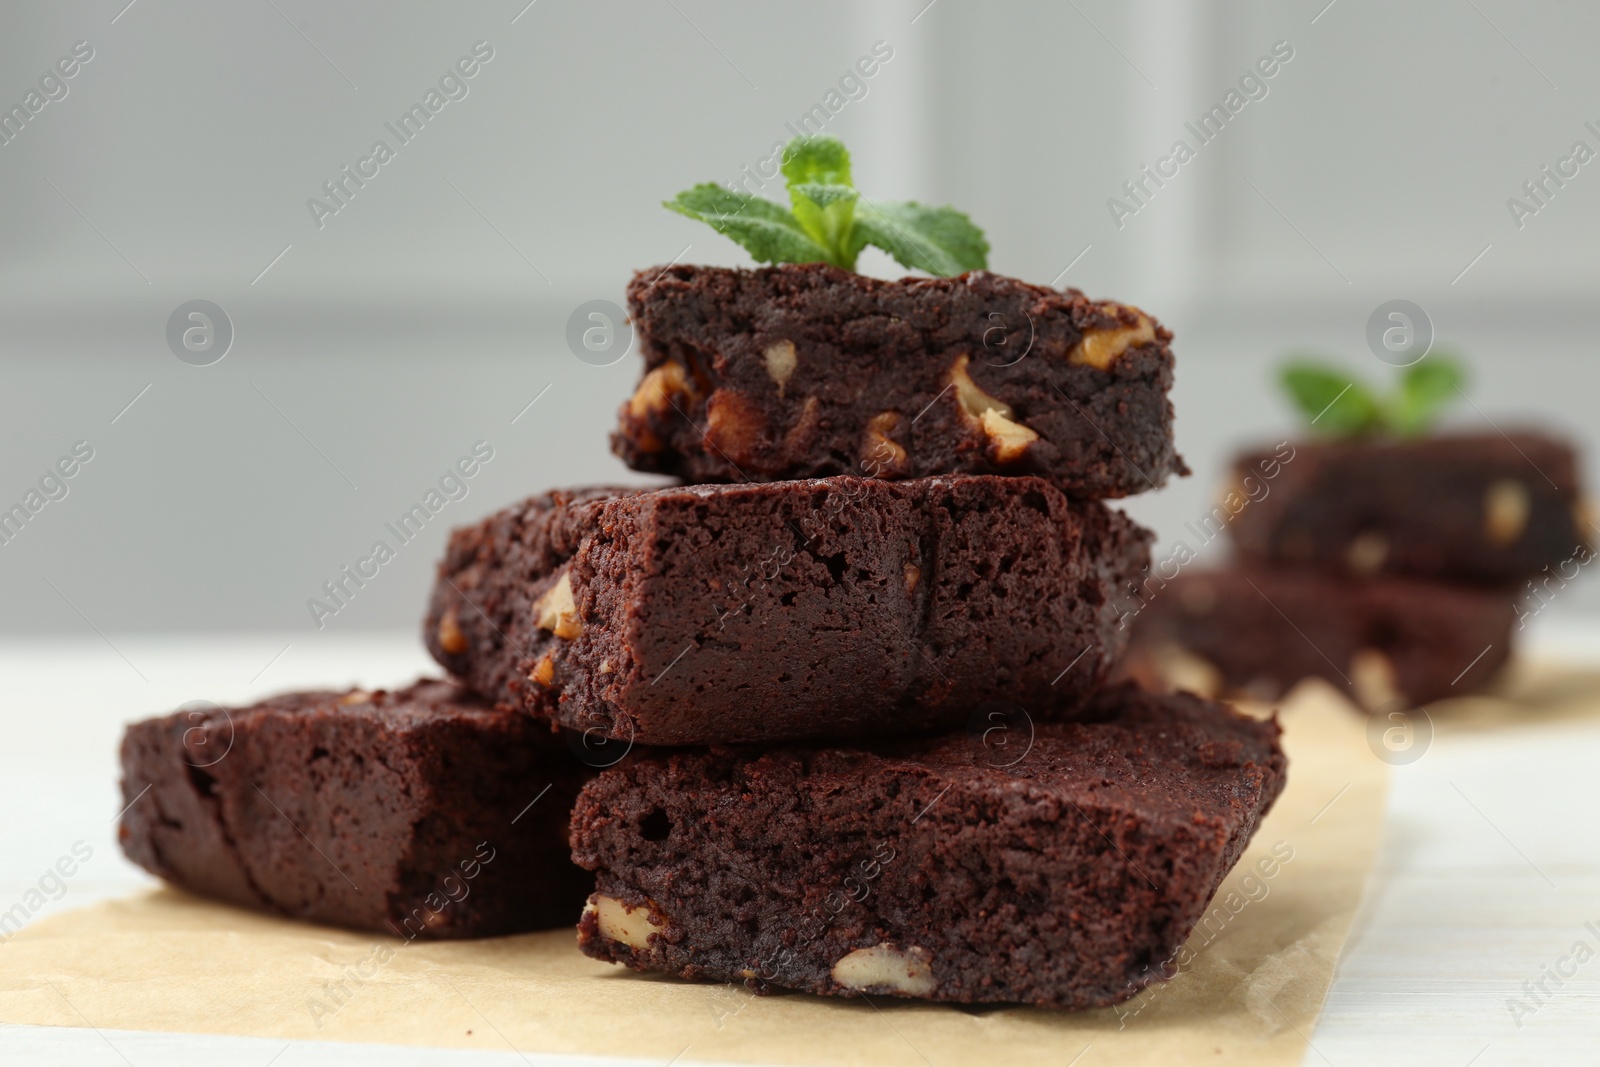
[
  {"x1": 570, "y1": 683, "x2": 1287, "y2": 1009},
  {"x1": 612, "y1": 263, "x2": 1186, "y2": 500},
  {"x1": 1228, "y1": 432, "x2": 1588, "y2": 584},
  {"x1": 118, "y1": 680, "x2": 593, "y2": 938},
  {"x1": 425, "y1": 476, "x2": 1152, "y2": 746},
  {"x1": 1118, "y1": 567, "x2": 1514, "y2": 710}
]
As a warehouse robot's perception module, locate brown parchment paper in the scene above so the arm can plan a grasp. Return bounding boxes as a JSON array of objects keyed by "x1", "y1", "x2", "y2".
[{"x1": 0, "y1": 686, "x2": 1388, "y2": 1066}]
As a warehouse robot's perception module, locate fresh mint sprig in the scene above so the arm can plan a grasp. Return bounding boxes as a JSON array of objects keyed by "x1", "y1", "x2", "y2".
[
  {"x1": 665, "y1": 135, "x2": 989, "y2": 276},
  {"x1": 1280, "y1": 354, "x2": 1467, "y2": 437}
]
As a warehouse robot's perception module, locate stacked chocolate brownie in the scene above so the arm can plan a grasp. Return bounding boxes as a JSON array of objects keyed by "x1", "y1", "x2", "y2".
[
  {"x1": 1123, "y1": 432, "x2": 1590, "y2": 710},
  {"x1": 120, "y1": 263, "x2": 1288, "y2": 1011},
  {"x1": 120, "y1": 683, "x2": 593, "y2": 939}
]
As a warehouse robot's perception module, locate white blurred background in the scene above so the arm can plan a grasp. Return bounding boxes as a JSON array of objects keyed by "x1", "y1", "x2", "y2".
[{"x1": 4, "y1": 0, "x2": 1599, "y2": 636}]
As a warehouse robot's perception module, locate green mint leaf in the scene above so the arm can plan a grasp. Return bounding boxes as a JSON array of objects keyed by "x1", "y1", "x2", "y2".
[
  {"x1": 851, "y1": 199, "x2": 990, "y2": 277},
  {"x1": 1390, "y1": 354, "x2": 1466, "y2": 435},
  {"x1": 779, "y1": 135, "x2": 853, "y2": 188},
  {"x1": 1280, "y1": 360, "x2": 1382, "y2": 436},
  {"x1": 781, "y1": 136, "x2": 857, "y2": 266},
  {"x1": 788, "y1": 182, "x2": 860, "y2": 268},
  {"x1": 664, "y1": 135, "x2": 989, "y2": 275},
  {"x1": 664, "y1": 183, "x2": 830, "y2": 266},
  {"x1": 789, "y1": 182, "x2": 860, "y2": 208}
]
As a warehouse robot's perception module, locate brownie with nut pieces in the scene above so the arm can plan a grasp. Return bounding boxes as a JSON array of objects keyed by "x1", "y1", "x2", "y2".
[
  {"x1": 425, "y1": 475, "x2": 1151, "y2": 745},
  {"x1": 1117, "y1": 567, "x2": 1515, "y2": 710},
  {"x1": 570, "y1": 683, "x2": 1286, "y2": 1010},
  {"x1": 118, "y1": 680, "x2": 593, "y2": 938},
  {"x1": 612, "y1": 263, "x2": 1186, "y2": 500},
  {"x1": 1228, "y1": 432, "x2": 1587, "y2": 583}
]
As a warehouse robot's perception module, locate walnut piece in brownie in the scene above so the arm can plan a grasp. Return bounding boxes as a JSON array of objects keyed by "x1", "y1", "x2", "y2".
[
  {"x1": 118, "y1": 680, "x2": 593, "y2": 938},
  {"x1": 1118, "y1": 567, "x2": 1515, "y2": 710},
  {"x1": 1229, "y1": 433, "x2": 1588, "y2": 584},
  {"x1": 612, "y1": 263, "x2": 1186, "y2": 500},
  {"x1": 571, "y1": 683, "x2": 1287, "y2": 1009},
  {"x1": 425, "y1": 476, "x2": 1152, "y2": 746}
]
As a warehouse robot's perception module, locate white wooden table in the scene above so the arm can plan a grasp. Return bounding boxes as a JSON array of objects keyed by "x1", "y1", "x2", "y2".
[{"x1": 3, "y1": 626, "x2": 1598, "y2": 1066}]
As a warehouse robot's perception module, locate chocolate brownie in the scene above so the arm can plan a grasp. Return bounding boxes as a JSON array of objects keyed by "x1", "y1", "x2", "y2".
[
  {"x1": 612, "y1": 264, "x2": 1186, "y2": 499},
  {"x1": 425, "y1": 476, "x2": 1152, "y2": 746},
  {"x1": 118, "y1": 680, "x2": 593, "y2": 938},
  {"x1": 571, "y1": 683, "x2": 1287, "y2": 1009},
  {"x1": 1118, "y1": 567, "x2": 1514, "y2": 710},
  {"x1": 1229, "y1": 433, "x2": 1588, "y2": 583}
]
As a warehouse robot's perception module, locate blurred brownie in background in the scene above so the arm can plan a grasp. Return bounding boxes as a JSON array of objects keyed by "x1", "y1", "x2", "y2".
[
  {"x1": 1118, "y1": 567, "x2": 1515, "y2": 710},
  {"x1": 1228, "y1": 432, "x2": 1588, "y2": 584}
]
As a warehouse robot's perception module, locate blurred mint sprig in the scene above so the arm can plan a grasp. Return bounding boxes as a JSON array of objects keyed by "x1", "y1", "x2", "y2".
[
  {"x1": 1280, "y1": 354, "x2": 1467, "y2": 437},
  {"x1": 664, "y1": 135, "x2": 989, "y2": 276}
]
